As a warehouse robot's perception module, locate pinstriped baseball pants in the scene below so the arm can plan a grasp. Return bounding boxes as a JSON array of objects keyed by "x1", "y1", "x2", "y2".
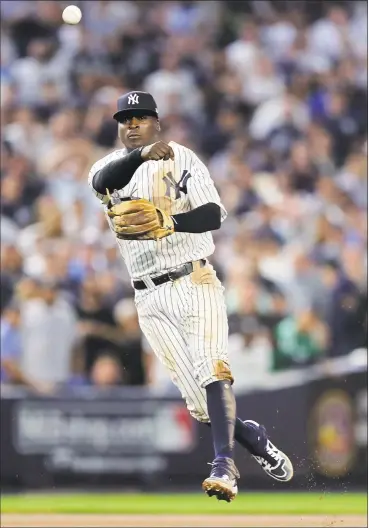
[{"x1": 134, "y1": 273, "x2": 231, "y2": 423}]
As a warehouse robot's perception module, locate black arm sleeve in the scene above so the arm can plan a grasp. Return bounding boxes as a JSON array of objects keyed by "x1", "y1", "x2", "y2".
[
  {"x1": 92, "y1": 148, "x2": 144, "y2": 195},
  {"x1": 171, "y1": 203, "x2": 221, "y2": 233}
]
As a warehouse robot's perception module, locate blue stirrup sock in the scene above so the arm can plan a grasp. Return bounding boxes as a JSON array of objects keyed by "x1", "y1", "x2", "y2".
[{"x1": 205, "y1": 380, "x2": 236, "y2": 459}]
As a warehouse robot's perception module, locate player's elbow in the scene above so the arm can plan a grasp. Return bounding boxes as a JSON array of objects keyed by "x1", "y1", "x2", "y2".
[
  {"x1": 92, "y1": 171, "x2": 107, "y2": 195},
  {"x1": 209, "y1": 203, "x2": 222, "y2": 230},
  {"x1": 212, "y1": 218, "x2": 221, "y2": 231}
]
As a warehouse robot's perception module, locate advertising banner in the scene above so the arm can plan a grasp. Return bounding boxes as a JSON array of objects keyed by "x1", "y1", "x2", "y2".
[{"x1": 1, "y1": 368, "x2": 366, "y2": 490}]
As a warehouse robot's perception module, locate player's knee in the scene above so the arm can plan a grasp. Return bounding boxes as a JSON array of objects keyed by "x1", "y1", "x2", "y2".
[
  {"x1": 188, "y1": 407, "x2": 210, "y2": 423},
  {"x1": 195, "y1": 358, "x2": 234, "y2": 388},
  {"x1": 184, "y1": 388, "x2": 210, "y2": 423}
]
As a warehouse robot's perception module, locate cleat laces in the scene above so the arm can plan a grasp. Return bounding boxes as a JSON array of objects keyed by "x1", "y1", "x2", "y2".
[{"x1": 255, "y1": 440, "x2": 282, "y2": 470}]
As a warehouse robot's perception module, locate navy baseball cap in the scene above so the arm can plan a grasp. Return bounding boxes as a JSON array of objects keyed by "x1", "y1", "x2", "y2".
[{"x1": 113, "y1": 91, "x2": 159, "y2": 122}]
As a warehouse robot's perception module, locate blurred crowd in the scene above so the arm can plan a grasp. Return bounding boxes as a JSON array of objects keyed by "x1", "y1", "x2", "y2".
[{"x1": 1, "y1": 0, "x2": 367, "y2": 394}]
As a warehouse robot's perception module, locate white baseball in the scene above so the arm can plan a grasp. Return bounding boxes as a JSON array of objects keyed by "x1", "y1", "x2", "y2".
[{"x1": 62, "y1": 5, "x2": 82, "y2": 25}]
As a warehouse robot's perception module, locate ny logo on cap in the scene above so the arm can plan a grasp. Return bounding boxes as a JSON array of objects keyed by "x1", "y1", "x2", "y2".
[{"x1": 128, "y1": 93, "x2": 139, "y2": 105}]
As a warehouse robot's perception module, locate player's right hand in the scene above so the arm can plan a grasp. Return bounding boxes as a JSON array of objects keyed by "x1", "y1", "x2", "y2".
[{"x1": 141, "y1": 141, "x2": 175, "y2": 162}]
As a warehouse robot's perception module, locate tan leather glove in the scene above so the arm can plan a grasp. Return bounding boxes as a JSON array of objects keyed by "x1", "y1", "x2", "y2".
[{"x1": 107, "y1": 196, "x2": 174, "y2": 241}]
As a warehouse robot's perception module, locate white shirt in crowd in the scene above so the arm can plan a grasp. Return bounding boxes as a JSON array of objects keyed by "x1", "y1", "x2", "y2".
[
  {"x1": 228, "y1": 333, "x2": 272, "y2": 394},
  {"x1": 143, "y1": 70, "x2": 203, "y2": 120},
  {"x1": 225, "y1": 39, "x2": 260, "y2": 82},
  {"x1": 20, "y1": 296, "x2": 77, "y2": 384},
  {"x1": 10, "y1": 49, "x2": 72, "y2": 106}
]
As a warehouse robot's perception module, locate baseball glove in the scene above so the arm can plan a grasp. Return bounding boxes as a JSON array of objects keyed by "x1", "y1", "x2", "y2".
[{"x1": 107, "y1": 194, "x2": 174, "y2": 241}]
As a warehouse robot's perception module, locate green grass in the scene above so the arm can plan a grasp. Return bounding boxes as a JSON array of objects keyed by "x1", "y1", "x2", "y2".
[{"x1": 1, "y1": 492, "x2": 367, "y2": 515}]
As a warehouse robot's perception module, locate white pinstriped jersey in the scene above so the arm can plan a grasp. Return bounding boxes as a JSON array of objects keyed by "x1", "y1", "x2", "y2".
[{"x1": 88, "y1": 141, "x2": 227, "y2": 280}]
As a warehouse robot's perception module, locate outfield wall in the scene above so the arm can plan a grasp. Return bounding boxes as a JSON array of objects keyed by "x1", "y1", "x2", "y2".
[{"x1": 1, "y1": 352, "x2": 367, "y2": 491}]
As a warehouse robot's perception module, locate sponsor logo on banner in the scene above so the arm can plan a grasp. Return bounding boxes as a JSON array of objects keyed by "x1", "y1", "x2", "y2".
[
  {"x1": 309, "y1": 389, "x2": 356, "y2": 477},
  {"x1": 12, "y1": 399, "x2": 195, "y2": 474},
  {"x1": 154, "y1": 404, "x2": 195, "y2": 453}
]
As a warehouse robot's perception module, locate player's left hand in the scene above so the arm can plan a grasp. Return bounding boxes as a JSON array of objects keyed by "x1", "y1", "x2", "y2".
[{"x1": 107, "y1": 196, "x2": 175, "y2": 241}]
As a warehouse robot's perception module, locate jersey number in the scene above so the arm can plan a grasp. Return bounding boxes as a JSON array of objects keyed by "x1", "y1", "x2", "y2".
[{"x1": 163, "y1": 170, "x2": 192, "y2": 199}]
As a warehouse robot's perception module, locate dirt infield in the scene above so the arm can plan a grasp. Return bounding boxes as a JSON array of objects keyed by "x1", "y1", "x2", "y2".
[{"x1": 1, "y1": 514, "x2": 367, "y2": 527}]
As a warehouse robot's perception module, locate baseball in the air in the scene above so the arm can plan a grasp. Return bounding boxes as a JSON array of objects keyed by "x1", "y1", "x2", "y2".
[{"x1": 62, "y1": 5, "x2": 82, "y2": 25}]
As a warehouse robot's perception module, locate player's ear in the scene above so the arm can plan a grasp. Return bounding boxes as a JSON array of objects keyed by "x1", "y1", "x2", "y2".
[{"x1": 156, "y1": 120, "x2": 161, "y2": 132}]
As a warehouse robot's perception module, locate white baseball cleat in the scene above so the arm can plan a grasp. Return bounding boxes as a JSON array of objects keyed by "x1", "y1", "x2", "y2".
[
  {"x1": 243, "y1": 420, "x2": 294, "y2": 482},
  {"x1": 202, "y1": 457, "x2": 240, "y2": 502}
]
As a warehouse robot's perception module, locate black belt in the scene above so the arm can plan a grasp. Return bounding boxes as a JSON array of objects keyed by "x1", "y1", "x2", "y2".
[{"x1": 133, "y1": 260, "x2": 206, "y2": 290}]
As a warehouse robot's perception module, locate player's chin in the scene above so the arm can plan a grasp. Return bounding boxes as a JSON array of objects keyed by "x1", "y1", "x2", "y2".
[{"x1": 126, "y1": 136, "x2": 145, "y2": 149}]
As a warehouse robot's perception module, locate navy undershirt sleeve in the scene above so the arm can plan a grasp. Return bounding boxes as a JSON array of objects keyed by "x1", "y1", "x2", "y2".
[
  {"x1": 172, "y1": 203, "x2": 221, "y2": 233},
  {"x1": 92, "y1": 148, "x2": 143, "y2": 195}
]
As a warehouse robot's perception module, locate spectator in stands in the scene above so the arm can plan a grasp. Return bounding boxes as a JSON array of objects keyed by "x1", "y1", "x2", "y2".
[
  {"x1": 90, "y1": 353, "x2": 123, "y2": 388},
  {"x1": 143, "y1": 49, "x2": 203, "y2": 120},
  {"x1": 273, "y1": 307, "x2": 328, "y2": 370},
  {"x1": 0, "y1": 150, "x2": 44, "y2": 228},
  {"x1": 1, "y1": 244, "x2": 23, "y2": 310},
  {"x1": 113, "y1": 298, "x2": 146, "y2": 386},
  {"x1": 0, "y1": 300, "x2": 22, "y2": 383},
  {"x1": 10, "y1": 36, "x2": 71, "y2": 106},
  {"x1": 76, "y1": 274, "x2": 122, "y2": 374},
  {"x1": 321, "y1": 90, "x2": 361, "y2": 167},
  {"x1": 327, "y1": 246, "x2": 367, "y2": 357},
  {"x1": 16, "y1": 278, "x2": 78, "y2": 390},
  {"x1": 228, "y1": 321, "x2": 273, "y2": 392},
  {"x1": 308, "y1": 4, "x2": 353, "y2": 64}
]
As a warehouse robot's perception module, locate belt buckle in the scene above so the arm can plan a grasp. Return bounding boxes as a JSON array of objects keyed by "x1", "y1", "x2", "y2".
[
  {"x1": 167, "y1": 267, "x2": 179, "y2": 282},
  {"x1": 141, "y1": 276, "x2": 156, "y2": 289}
]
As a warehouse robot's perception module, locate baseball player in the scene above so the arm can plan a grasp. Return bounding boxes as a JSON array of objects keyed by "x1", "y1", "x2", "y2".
[{"x1": 88, "y1": 91, "x2": 293, "y2": 502}]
